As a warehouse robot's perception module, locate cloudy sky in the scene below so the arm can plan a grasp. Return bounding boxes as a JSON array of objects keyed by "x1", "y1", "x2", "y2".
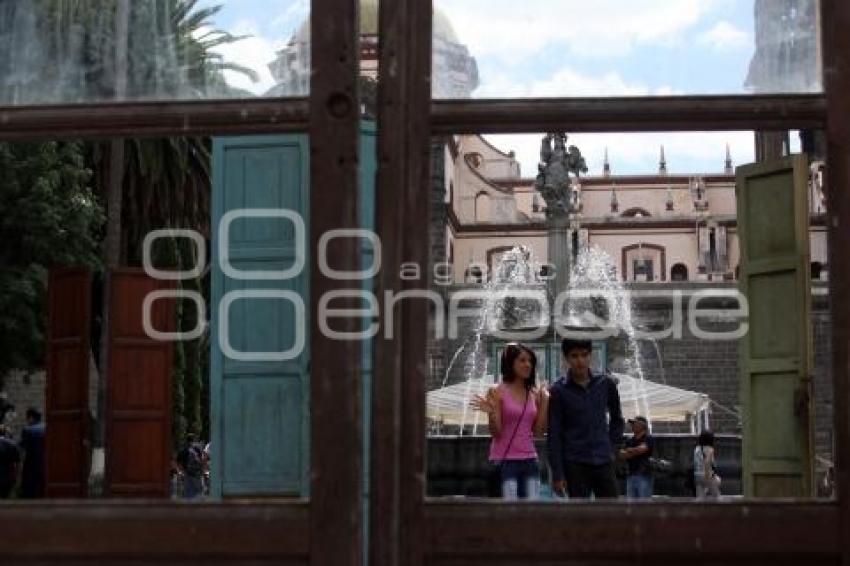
[{"x1": 198, "y1": 0, "x2": 808, "y2": 176}]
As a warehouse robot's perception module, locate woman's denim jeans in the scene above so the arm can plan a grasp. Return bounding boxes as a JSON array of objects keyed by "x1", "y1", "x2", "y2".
[
  {"x1": 626, "y1": 474, "x2": 653, "y2": 499},
  {"x1": 500, "y1": 458, "x2": 540, "y2": 500}
]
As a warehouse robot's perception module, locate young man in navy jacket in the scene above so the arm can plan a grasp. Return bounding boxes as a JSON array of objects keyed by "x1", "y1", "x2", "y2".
[{"x1": 548, "y1": 338, "x2": 624, "y2": 498}]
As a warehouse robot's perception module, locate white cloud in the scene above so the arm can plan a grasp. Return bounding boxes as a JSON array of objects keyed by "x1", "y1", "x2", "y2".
[
  {"x1": 204, "y1": 20, "x2": 284, "y2": 96},
  {"x1": 270, "y1": 0, "x2": 310, "y2": 35},
  {"x1": 474, "y1": 66, "x2": 745, "y2": 177},
  {"x1": 483, "y1": 131, "x2": 756, "y2": 178},
  {"x1": 697, "y1": 21, "x2": 751, "y2": 51},
  {"x1": 475, "y1": 65, "x2": 680, "y2": 99},
  {"x1": 435, "y1": 0, "x2": 721, "y2": 63}
]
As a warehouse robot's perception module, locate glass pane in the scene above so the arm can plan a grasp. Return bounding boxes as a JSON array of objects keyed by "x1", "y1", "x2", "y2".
[
  {"x1": 424, "y1": 129, "x2": 834, "y2": 501},
  {"x1": 432, "y1": 0, "x2": 822, "y2": 99},
  {"x1": 0, "y1": 0, "x2": 311, "y2": 105},
  {"x1": 0, "y1": 130, "x2": 321, "y2": 502}
]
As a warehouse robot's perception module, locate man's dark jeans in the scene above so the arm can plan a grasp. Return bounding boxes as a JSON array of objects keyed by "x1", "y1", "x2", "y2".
[{"x1": 564, "y1": 461, "x2": 619, "y2": 499}]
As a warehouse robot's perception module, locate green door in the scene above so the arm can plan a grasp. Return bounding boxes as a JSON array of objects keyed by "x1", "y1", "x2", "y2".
[
  {"x1": 210, "y1": 125, "x2": 376, "y2": 500},
  {"x1": 210, "y1": 135, "x2": 310, "y2": 497},
  {"x1": 737, "y1": 154, "x2": 814, "y2": 497}
]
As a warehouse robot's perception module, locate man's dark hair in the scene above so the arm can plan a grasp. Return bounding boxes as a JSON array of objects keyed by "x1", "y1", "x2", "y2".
[
  {"x1": 561, "y1": 338, "x2": 592, "y2": 357},
  {"x1": 697, "y1": 430, "x2": 715, "y2": 447},
  {"x1": 499, "y1": 343, "x2": 537, "y2": 390},
  {"x1": 25, "y1": 407, "x2": 42, "y2": 423}
]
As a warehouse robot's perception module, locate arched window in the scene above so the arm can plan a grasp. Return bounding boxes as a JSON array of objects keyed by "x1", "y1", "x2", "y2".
[
  {"x1": 622, "y1": 207, "x2": 651, "y2": 218},
  {"x1": 474, "y1": 192, "x2": 491, "y2": 222},
  {"x1": 671, "y1": 263, "x2": 689, "y2": 281}
]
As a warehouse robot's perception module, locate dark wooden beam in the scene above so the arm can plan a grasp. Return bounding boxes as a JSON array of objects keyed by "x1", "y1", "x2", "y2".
[
  {"x1": 423, "y1": 502, "x2": 840, "y2": 563},
  {"x1": 823, "y1": 0, "x2": 850, "y2": 564},
  {"x1": 431, "y1": 95, "x2": 826, "y2": 134},
  {"x1": 309, "y1": 0, "x2": 362, "y2": 564},
  {"x1": 371, "y1": 0, "x2": 432, "y2": 563},
  {"x1": 3, "y1": 502, "x2": 308, "y2": 562},
  {"x1": 0, "y1": 98, "x2": 309, "y2": 140}
]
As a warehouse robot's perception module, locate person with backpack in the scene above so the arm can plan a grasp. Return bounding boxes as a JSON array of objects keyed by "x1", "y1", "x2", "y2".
[
  {"x1": 694, "y1": 430, "x2": 721, "y2": 499},
  {"x1": 177, "y1": 433, "x2": 204, "y2": 499},
  {"x1": 470, "y1": 343, "x2": 549, "y2": 500}
]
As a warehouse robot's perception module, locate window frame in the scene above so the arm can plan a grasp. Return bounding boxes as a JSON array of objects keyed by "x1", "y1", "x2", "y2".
[
  {"x1": 0, "y1": 0, "x2": 848, "y2": 564},
  {"x1": 2, "y1": 0, "x2": 363, "y2": 564},
  {"x1": 372, "y1": 0, "x2": 850, "y2": 564}
]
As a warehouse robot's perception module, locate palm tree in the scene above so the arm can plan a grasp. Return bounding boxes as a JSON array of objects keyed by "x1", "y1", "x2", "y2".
[
  {"x1": 97, "y1": 1, "x2": 257, "y2": 448},
  {"x1": 0, "y1": 0, "x2": 254, "y2": 460}
]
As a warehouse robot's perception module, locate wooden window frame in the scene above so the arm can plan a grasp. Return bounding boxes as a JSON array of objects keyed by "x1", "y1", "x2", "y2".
[
  {"x1": 373, "y1": 1, "x2": 850, "y2": 565},
  {"x1": 1, "y1": 0, "x2": 849, "y2": 565},
  {"x1": 2, "y1": 0, "x2": 361, "y2": 564}
]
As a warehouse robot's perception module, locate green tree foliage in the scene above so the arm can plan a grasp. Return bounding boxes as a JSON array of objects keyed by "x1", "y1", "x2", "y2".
[
  {"x1": 0, "y1": 1, "x2": 251, "y2": 441},
  {"x1": 0, "y1": 141, "x2": 104, "y2": 381}
]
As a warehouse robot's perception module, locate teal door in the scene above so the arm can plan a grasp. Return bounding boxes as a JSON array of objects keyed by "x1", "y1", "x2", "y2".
[
  {"x1": 210, "y1": 125, "x2": 377, "y2": 499},
  {"x1": 210, "y1": 135, "x2": 311, "y2": 497}
]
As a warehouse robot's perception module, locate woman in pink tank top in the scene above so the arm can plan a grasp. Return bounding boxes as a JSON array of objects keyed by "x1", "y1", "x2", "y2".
[{"x1": 471, "y1": 343, "x2": 549, "y2": 499}]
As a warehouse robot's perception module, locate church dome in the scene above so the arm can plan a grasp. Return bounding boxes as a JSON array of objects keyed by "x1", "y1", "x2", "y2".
[{"x1": 271, "y1": 0, "x2": 476, "y2": 98}]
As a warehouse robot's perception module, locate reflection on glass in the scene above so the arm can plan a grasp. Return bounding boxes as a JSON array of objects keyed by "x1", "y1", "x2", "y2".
[
  {"x1": 433, "y1": 0, "x2": 822, "y2": 99},
  {"x1": 0, "y1": 0, "x2": 312, "y2": 104},
  {"x1": 0, "y1": 132, "x2": 314, "y2": 501},
  {"x1": 425, "y1": 130, "x2": 834, "y2": 500}
]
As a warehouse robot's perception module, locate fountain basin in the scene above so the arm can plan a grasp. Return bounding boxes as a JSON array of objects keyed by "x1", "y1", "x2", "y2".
[{"x1": 426, "y1": 434, "x2": 742, "y2": 498}]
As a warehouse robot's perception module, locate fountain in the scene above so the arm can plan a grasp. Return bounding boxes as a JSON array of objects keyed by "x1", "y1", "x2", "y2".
[
  {"x1": 428, "y1": 242, "x2": 664, "y2": 434},
  {"x1": 562, "y1": 246, "x2": 654, "y2": 426},
  {"x1": 425, "y1": 133, "x2": 726, "y2": 496},
  {"x1": 429, "y1": 133, "x2": 657, "y2": 433},
  {"x1": 433, "y1": 245, "x2": 547, "y2": 434}
]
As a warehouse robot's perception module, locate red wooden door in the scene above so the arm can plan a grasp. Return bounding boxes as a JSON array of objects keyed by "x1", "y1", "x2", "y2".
[
  {"x1": 45, "y1": 268, "x2": 93, "y2": 498},
  {"x1": 105, "y1": 269, "x2": 174, "y2": 497}
]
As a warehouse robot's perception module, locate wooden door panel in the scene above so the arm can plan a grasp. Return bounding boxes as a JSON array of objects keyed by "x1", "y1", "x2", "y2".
[
  {"x1": 45, "y1": 268, "x2": 92, "y2": 498},
  {"x1": 221, "y1": 378, "x2": 303, "y2": 494},
  {"x1": 106, "y1": 269, "x2": 173, "y2": 498},
  {"x1": 737, "y1": 155, "x2": 814, "y2": 497},
  {"x1": 211, "y1": 135, "x2": 310, "y2": 498},
  {"x1": 109, "y1": 346, "x2": 171, "y2": 408}
]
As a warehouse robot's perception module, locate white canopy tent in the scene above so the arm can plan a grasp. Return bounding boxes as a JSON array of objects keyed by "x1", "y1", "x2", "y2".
[{"x1": 426, "y1": 373, "x2": 712, "y2": 435}]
